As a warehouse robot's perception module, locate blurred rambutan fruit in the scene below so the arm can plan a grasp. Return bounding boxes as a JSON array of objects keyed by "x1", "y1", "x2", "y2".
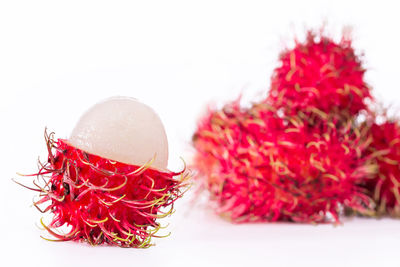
[
  {"x1": 17, "y1": 97, "x2": 189, "y2": 248},
  {"x1": 363, "y1": 121, "x2": 400, "y2": 217},
  {"x1": 268, "y1": 31, "x2": 371, "y2": 117},
  {"x1": 193, "y1": 101, "x2": 376, "y2": 223}
]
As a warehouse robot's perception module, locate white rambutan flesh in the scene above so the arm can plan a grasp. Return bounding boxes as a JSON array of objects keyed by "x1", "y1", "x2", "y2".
[{"x1": 69, "y1": 96, "x2": 169, "y2": 170}]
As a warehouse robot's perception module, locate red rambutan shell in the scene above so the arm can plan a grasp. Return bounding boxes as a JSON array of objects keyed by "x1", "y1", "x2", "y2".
[
  {"x1": 24, "y1": 131, "x2": 188, "y2": 247},
  {"x1": 193, "y1": 101, "x2": 375, "y2": 223},
  {"x1": 365, "y1": 121, "x2": 400, "y2": 216},
  {"x1": 268, "y1": 31, "x2": 371, "y2": 117}
]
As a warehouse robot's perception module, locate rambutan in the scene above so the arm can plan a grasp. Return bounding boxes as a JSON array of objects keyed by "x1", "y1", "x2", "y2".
[
  {"x1": 193, "y1": 101, "x2": 376, "y2": 223},
  {"x1": 364, "y1": 121, "x2": 400, "y2": 217},
  {"x1": 18, "y1": 97, "x2": 189, "y2": 247},
  {"x1": 268, "y1": 31, "x2": 371, "y2": 117}
]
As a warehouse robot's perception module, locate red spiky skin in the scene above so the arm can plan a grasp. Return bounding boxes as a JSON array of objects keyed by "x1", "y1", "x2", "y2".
[
  {"x1": 365, "y1": 122, "x2": 400, "y2": 216},
  {"x1": 193, "y1": 102, "x2": 375, "y2": 223},
  {"x1": 268, "y1": 32, "x2": 371, "y2": 117},
  {"x1": 30, "y1": 133, "x2": 187, "y2": 248}
]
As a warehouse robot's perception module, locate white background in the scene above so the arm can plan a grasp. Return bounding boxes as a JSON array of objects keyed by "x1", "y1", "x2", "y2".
[{"x1": 1, "y1": 1, "x2": 400, "y2": 266}]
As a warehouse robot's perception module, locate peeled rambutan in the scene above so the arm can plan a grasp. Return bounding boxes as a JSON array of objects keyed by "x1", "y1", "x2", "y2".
[
  {"x1": 193, "y1": 101, "x2": 376, "y2": 223},
  {"x1": 364, "y1": 121, "x2": 400, "y2": 217},
  {"x1": 17, "y1": 97, "x2": 189, "y2": 247},
  {"x1": 268, "y1": 31, "x2": 371, "y2": 117}
]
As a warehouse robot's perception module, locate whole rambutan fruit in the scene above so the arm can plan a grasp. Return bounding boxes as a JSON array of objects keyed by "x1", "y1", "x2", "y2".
[
  {"x1": 268, "y1": 31, "x2": 371, "y2": 117},
  {"x1": 364, "y1": 121, "x2": 400, "y2": 217},
  {"x1": 17, "y1": 97, "x2": 189, "y2": 247},
  {"x1": 193, "y1": 101, "x2": 376, "y2": 223}
]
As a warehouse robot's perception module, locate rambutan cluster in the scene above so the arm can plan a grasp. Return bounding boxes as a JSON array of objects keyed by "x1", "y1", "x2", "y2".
[
  {"x1": 193, "y1": 30, "x2": 400, "y2": 223},
  {"x1": 20, "y1": 131, "x2": 188, "y2": 247}
]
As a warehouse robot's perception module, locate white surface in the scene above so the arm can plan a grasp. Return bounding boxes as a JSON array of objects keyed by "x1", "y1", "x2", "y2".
[
  {"x1": 69, "y1": 96, "x2": 169, "y2": 170},
  {"x1": 1, "y1": 1, "x2": 400, "y2": 267}
]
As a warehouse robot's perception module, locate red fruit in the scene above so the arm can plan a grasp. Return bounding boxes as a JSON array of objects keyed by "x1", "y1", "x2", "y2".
[
  {"x1": 268, "y1": 31, "x2": 371, "y2": 117},
  {"x1": 193, "y1": 101, "x2": 375, "y2": 223},
  {"x1": 19, "y1": 131, "x2": 187, "y2": 247},
  {"x1": 366, "y1": 121, "x2": 400, "y2": 216}
]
